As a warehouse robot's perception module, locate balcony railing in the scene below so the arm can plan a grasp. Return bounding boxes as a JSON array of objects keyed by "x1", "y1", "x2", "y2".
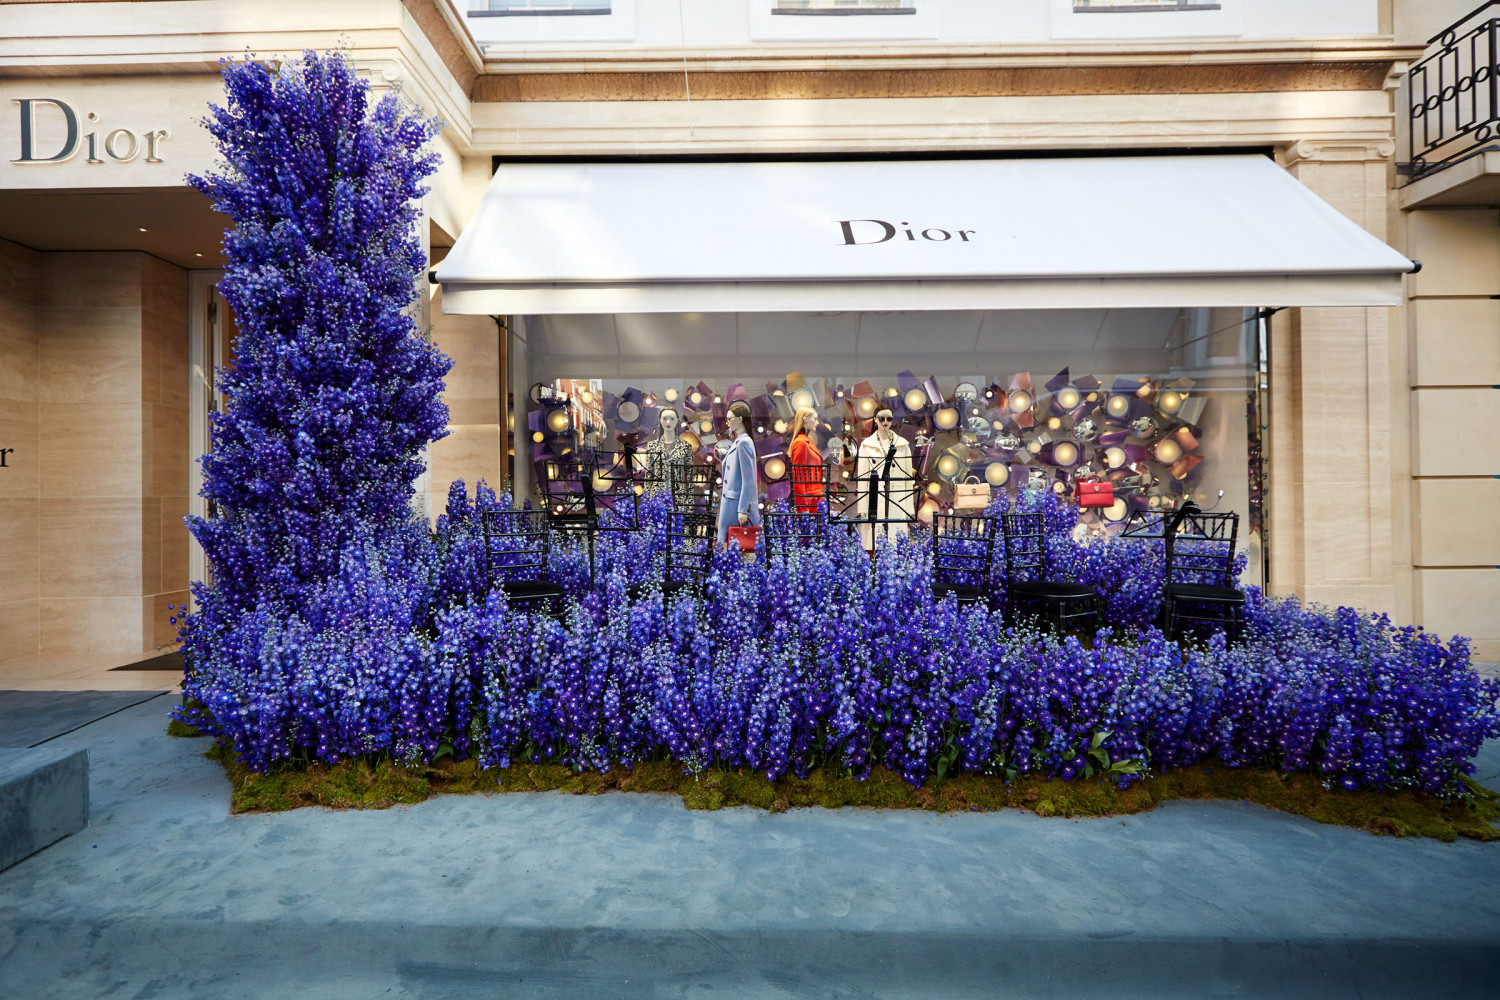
[{"x1": 1400, "y1": 1, "x2": 1500, "y2": 183}]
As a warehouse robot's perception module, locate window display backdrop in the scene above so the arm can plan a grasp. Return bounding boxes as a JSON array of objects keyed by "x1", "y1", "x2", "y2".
[{"x1": 521, "y1": 307, "x2": 1266, "y2": 585}]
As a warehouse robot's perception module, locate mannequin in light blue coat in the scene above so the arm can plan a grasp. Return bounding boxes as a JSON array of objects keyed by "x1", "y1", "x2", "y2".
[{"x1": 717, "y1": 400, "x2": 762, "y2": 545}]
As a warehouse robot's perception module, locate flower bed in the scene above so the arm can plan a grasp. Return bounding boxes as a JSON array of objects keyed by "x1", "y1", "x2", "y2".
[{"x1": 176, "y1": 484, "x2": 1500, "y2": 804}]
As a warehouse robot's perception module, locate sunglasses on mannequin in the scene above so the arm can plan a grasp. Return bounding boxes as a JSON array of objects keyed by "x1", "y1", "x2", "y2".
[{"x1": 876, "y1": 415, "x2": 893, "y2": 424}]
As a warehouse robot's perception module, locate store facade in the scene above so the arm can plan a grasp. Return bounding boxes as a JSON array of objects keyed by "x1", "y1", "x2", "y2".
[{"x1": 1, "y1": 0, "x2": 1494, "y2": 663}]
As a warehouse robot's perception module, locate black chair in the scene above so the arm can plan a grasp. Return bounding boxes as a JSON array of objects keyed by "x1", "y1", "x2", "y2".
[
  {"x1": 482, "y1": 508, "x2": 566, "y2": 616},
  {"x1": 668, "y1": 463, "x2": 719, "y2": 515},
  {"x1": 763, "y1": 509, "x2": 826, "y2": 562},
  {"x1": 626, "y1": 510, "x2": 715, "y2": 604},
  {"x1": 1162, "y1": 504, "x2": 1244, "y2": 643},
  {"x1": 1001, "y1": 512, "x2": 1099, "y2": 632},
  {"x1": 539, "y1": 456, "x2": 599, "y2": 581},
  {"x1": 931, "y1": 513, "x2": 998, "y2": 610},
  {"x1": 588, "y1": 448, "x2": 643, "y2": 533}
]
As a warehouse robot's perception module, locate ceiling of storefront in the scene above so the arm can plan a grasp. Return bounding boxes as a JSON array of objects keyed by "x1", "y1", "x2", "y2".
[{"x1": 0, "y1": 188, "x2": 227, "y2": 269}]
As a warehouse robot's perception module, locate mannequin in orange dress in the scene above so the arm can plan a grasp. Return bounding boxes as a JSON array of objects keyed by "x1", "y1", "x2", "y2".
[{"x1": 786, "y1": 406, "x2": 824, "y2": 515}]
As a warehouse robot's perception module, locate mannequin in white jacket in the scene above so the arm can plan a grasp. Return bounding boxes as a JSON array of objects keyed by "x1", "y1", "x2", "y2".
[{"x1": 854, "y1": 407, "x2": 915, "y2": 552}]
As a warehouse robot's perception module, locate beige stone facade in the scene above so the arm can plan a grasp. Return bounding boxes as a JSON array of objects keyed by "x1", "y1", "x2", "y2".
[{"x1": 1, "y1": 0, "x2": 1494, "y2": 661}]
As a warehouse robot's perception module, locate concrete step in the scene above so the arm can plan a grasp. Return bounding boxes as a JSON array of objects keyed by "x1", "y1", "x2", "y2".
[{"x1": 0, "y1": 746, "x2": 88, "y2": 873}]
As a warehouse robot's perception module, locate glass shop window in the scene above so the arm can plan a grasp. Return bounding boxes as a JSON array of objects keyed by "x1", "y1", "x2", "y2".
[
  {"x1": 1072, "y1": 0, "x2": 1221, "y2": 10},
  {"x1": 469, "y1": 0, "x2": 610, "y2": 15},
  {"x1": 522, "y1": 307, "x2": 1268, "y2": 587},
  {"x1": 774, "y1": 0, "x2": 914, "y2": 13}
]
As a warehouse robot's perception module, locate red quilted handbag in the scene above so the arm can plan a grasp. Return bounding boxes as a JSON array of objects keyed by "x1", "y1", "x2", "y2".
[
  {"x1": 1075, "y1": 478, "x2": 1115, "y2": 509},
  {"x1": 727, "y1": 525, "x2": 759, "y2": 553}
]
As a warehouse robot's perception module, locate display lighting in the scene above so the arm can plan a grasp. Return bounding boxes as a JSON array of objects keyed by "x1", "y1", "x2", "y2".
[
  {"x1": 1136, "y1": 382, "x2": 1153, "y2": 398},
  {"x1": 1105, "y1": 446, "x2": 1127, "y2": 469},
  {"x1": 886, "y1": 387, "x2": 900, "y2": 397},
  {"x1": 790, "y1": 388, "x2": 816, "y2": 411},
  {"x1": 688, "y1": 390, "x2": 704, "y2": 408},
  {"x1": 984, "y1": 462, "x2": 1009, "y2": 487},
  {"x1": 592, "y1": 472, "x2": 613, "y2": 493},
  {"x1": 1047, "y1": 417, "x2": 1062, "y2": 430},
  {"x1": 1053, "y1": 441, "x2": 1080, "y2": 467},
  {"x1": 1105, "y1": 394, "x2": 1131, "y2": 419},
  {"x1": 773, "y1": 418, "x2": 788, "y2": 434},
  {"x1": 664, "y1": 387, "x2": 679, "y2": 402},
  {"x1": 713, "y1": 395, "x2": 722, "y2": 405},
  {"x1": 615, "y1": 400, "x2": 640, "y2": 424},
  {"x1": 1007, "y1": 389, "x2": 1033, "y2": 414},
  {"x1": 763, "y1": 456, "x2": 788, "y2": 481},
  {"x1": 992, "y1": 420, "x2": 1005, "y2": 431},
  {"x1": 933, "y1": 407, "x2": 959, "y2": 430},
  {"x1": 904, "y1": 388, "x2": 928, "y2": 411},
  {"x1": 1153, "y1": 438, "x2": 1183, "y2": 464},
  {"x1": 1104, "y1": 498, "x2": 1129, "y2": 522},
  {"x1": 531, "y1": 431, "x2": 544, "y2": 444},
  {"x1": 927, "y1": 482, "x2": 942, "y2": 495},
  {"x1": 699, "y1": 419, "x2": 712, "y2": 433},
  {"x1": 1157, "y1": 390, "x2": 1185, "y2": 415},
  {"x1": 855, "y1": 396, "x2": 878, "y2": 419},
  {"x1": 936, "y1": 453, "x2": 961, "y2": 479},
  {"x1": 546, "y1": 410, "x2": 571, "y2": 433},
  {"x1": 1027, "y1": 440, "x2": 1042, "y2": 454},
  {"x1": 1055, "y1": 385, "x2": 1082, "y2": 410}
]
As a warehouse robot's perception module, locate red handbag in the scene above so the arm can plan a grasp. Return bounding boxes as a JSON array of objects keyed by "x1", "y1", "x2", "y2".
[
  {"x1": 1075, "y1": 478, "x2": 1115, "y2": 509},
  {"x1": 727, "y1": 525, "x2": 759, "y2": 553}
]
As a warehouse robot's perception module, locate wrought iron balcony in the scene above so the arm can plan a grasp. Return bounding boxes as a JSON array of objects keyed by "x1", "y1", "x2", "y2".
[{"x1": 1400, "y1": 1, "x2": 1500, "y2": 183}]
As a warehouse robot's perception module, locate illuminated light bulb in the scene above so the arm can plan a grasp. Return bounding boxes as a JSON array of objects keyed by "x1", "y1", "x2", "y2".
[
  {"x1": 579, "y1": 388, "x2": 593, "y2": 404},
  {"x1": 1056, "y1": 385, "x2": 1082, "y2": 410},
  {"x1": 757, "y1": 426, "x2": 765, "y2": 434},
  {"x1": 1154, "y1": 438, "x2": 1183, "y2": 465},
  {"x1": 713, "y1": 396, "x2": 722, "y2": 404},
  {"x1": 773, "y1": 419, "x2": 788, "y2": 434},
  {"x1": 773, "y1": 389, "x2": 785, "y2": 396},
  {"x1": 934, "y1": 407, "x2": 959, "y2": 430},
  {"x1": 985, "y1": 389, "x2": 995, "y2": 398},
  {"x1": 699, "y1": 420, "x2": 712, "y2": 433},
  {"x1": 992, "y1": 420, "x2": 1004, "y2": 431},
  {"x1": 1087, "y1": 392, "x2": 1099, "y2": 402},
  {"x1": 1105, "y1": 446, "x2": 1127, "y2": 469},
  {"x1": 1027, "y1": 440, "x2": 1042, "y2": 454},
  {"x1": 664, "y1": 387, "x2": 679, "y2": 402},
  {"x1": 764, "y1": 457, "x2": 787, "y2": 481},
  {"x1": 1008, "y1": 389, "x2": 1033, "y2": 414},
  {"x1": 927, "y1": 482, "x2": 942, "y2": 495},
  {"x1": 985, "y1": 462, "x2": 1009, "y2": 487},
  {"x1": 1052, "y1": 481, "x2": 1067, "y2": 495},
  {"x1": 634, "y1": 485, "x2": 644, "y2": 495},
  {"x1": 905, "y1": 388, "x2": 928, "y2": 411},
  {"x1": 1047, "y1": 417, "x2": 1062, "y2": 430},
  {"x1": 886, "y1": 387, "x2": 899, "y2": 397},
  {"x1": 843, "y1": 470, "x2": 850, "y2": 479},
  {"x1": 1158, "y1": 390, "x2": 1184, "y2": 415},
  {"x1": 688, "y1": 391, "x2": 703, "y2": 407},
  {"x1": 547, "y1": 410, "x2": 571, "y2": 433},
  {"x1": 1105, "y1": 395, "x2": 1131, "y2": 419},
  {"x1": 1149, "y1": 495, "x2": 1162, "y2": 509},
  {"x1": 791, "y1": 388, "x2": 815, "y2": 410},
  {"x1": 1136, "y1": 382, "x2": 1153, "y2": 398},
  {"x1": 855, "y1": 397, "x2": 877, "y2": 418},
  {"x1": 1104, "y1": 498, "x2": 1129, "y2": 522},
  {"x1": 1053, "y1": 441, "x2": 1080, "y2": 467},
  {"x1": 937, "y1": 454, "x2": 960, "y2": 478}
]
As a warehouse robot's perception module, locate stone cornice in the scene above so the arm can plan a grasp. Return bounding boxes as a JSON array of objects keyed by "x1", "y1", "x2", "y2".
[{"x1": 1282, "y1": 138, "x2": 1397, "y2": 165}]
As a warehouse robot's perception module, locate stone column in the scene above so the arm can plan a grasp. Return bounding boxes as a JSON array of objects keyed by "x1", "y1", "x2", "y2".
[{"x1": 1269, "y1": 139, "x2": 1398, "y2": 614}]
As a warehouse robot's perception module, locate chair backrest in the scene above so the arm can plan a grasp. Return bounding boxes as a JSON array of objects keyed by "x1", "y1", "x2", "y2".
[
  {"x1": 933, "y1": 513, "x2": 996, "y2": 591},
  {"x1": 586, "y1": 450, "x2": 642, "y2": 532},
  {"x1": 481, "y1": 508, "x2": 551, "y2": 588},
  {"x1": 1001, "y1": 512, "x2": 1048, "y2": 583},
  {"x1": 664, "y1": 510, "x2": 715, "y2": 587},
  {"x1": 539, "y1": 456, "x2": 598, "y2": 524},
  {"x1": 668, "y1": 463, "x2": 719, "y2": 514},
  {"x1": 1165, "y1": 509, "x2": 1239, "y2": 588},
  {"x1": 763, "y1": 510, "x2": 826, "y2": 562}
]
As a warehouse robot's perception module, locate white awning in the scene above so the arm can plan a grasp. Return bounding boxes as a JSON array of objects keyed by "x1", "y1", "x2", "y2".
[{"x1": 435, "y1": 155, "x2": 1414, "y2": 315}]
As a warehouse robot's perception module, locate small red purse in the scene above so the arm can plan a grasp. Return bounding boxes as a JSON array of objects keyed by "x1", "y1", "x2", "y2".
[
  {"x1": 1076, "y1": 478, "x2": 1115, "y2": 509},
  {"x1": 727, "y1": 525, "x2": 759, "y2": 553}
]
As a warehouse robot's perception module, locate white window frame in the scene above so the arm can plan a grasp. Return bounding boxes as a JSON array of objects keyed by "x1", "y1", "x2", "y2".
[
  {"x1": 1072, "y1": 0, "x2": 1221, "y2": 11},
  {"x1": 773, "y1": 0, "x2": 916, "y2": 14},
  {"x1": 467, "y1": 0, "x2": 610, "y2": 16}
]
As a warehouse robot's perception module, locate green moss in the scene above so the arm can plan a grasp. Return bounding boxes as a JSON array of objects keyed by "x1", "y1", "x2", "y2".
[
  {"x1": 167, "y1": 719, "x2": 209, "y2": 739},
  {"x1": 198, "y1": 742, "x2": 1500, "y2": 842}
]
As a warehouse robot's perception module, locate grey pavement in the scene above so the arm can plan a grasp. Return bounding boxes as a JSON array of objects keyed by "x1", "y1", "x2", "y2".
[{"x1": 1, "y1": 693, "x2": 1499, "y2": 999}]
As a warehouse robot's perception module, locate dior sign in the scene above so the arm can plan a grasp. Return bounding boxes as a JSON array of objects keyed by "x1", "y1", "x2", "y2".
[
  {"x1": 838, "y1": 219, "x2": 977, "y2": 245},
  {"x1": 0, "y1": 448, "x2": 13, "y2": 467},
  {"x1": 11, "y1": 98, "x2": 169, "y2": 164}
]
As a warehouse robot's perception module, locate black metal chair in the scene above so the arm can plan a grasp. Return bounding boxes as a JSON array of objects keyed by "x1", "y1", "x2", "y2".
[
  {"x1": 482, "y1": 508, "x2": 566, "y2": 616},
  {"x1": 931, "y1": 513, "x2": 998, "y2": 610},
  {"x1": 1001, "y1": 512, "x2": 1099, "y2": 632},
  {"x1": 666, "y1": 463, "x2": 719, "y2": 515},
  {"x1": 763, "y1": 509, "x2": 826, "y2": 562},
  {"x1": 1162, "y1": 504, "x2": 1245, "y2": 643},
  {"x1": 539, "y1": 456, "x2": 599, "y2": 582},
  {"x1": 628, "y1": 510, "x2": 715, "y2": 603},
  {"x1": 588, "y1": 446, "x2": 642, "y2": 533}
]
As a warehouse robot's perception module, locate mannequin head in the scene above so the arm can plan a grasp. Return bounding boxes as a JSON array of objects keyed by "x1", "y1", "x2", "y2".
[
  {"x1": 658, "y1": 406, "x2": 680, "y2": 439},
  {"x1": 728, "y1": 401, "x2": 753, "y2": 437},
  {"x1": 789, "y1": 407, "x2": 819, "y2": 440},
  {"x1": 873, "y1": 408, "x2": 897, "y2": 437}
]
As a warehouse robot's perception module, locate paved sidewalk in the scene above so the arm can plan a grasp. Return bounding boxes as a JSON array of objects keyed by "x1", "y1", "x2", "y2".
[{"x1": 1, "y1": 694, "x2": 1498, "y2": 999}]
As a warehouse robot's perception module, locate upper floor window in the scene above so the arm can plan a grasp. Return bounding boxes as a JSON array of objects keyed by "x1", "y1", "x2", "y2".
[
  {"x1": 1073, "y1": 0, "x2": 1221, "y2": 10},
  {"x1": 774, "y1": 0, "x2": 915, "y2": 14},
  {"x1": 468, "y1": 0, "x2": 610, "y2": 15}
]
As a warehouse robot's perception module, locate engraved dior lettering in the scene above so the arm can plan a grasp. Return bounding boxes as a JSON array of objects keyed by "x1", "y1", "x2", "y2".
[
  {"x1": 837, "y1": 219, "x2": 976, "y2": 245},
  {"x1": 12, "y1": 98, "x2": 169, "y2": 164},
  {"x1": 0, "y1": 448, "x2": 13, "y2": 468}
]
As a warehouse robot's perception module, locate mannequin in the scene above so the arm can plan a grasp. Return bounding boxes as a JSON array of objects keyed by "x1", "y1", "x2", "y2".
[
  {"x1": 717, "y1": 401, "x2": 762, "y2": 545},
  {"x1": 641, "y1": 406, "x2": 695, "y2": 508},
  {"x1": 854, "y1": 407, "x2": 915, "y2": 551},
  {"x1": 786, "y1": 406, "x2": 824, "y2": 515}
]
